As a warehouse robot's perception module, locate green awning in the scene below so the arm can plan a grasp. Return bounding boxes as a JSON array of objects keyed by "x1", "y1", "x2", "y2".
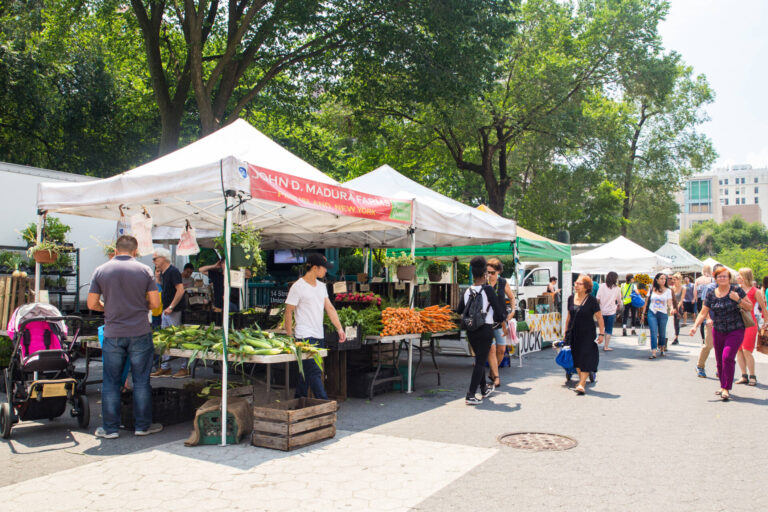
[{"x1": 388, "y1": 234, "x2": 570, "y2": 263}]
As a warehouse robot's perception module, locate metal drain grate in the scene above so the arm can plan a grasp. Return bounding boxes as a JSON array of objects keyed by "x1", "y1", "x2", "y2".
[{"x1": 498, "y1": 432, "x2": 578, "y2": 451}]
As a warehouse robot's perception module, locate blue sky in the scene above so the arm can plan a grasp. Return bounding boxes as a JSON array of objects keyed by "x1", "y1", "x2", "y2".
[{"x1": 659, "y1": 0, "x2": 768, "y2": 169}]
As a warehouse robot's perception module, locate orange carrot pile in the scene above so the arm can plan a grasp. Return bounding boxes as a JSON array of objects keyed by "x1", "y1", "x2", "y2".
[
  {"x1": 418, "y1": 305, "x2": 457, "y2": 333},
  {"x1": 380, "y1": 308, "x2": 425, "y2": 336}
]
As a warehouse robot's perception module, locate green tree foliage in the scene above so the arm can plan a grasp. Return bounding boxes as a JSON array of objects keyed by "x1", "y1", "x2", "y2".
[
  {"x1": 680, "y1": 217, "x2": 768, "y2": 258},
  {"x1": 717, "y1": 247, "x2": 768, "y2": 283},
  {"x1": 0, "y1": 0, "x2": 158, "y2": 176},
  {"x1": 345, "y1": 0, "x2": 671, "y2": 215}
]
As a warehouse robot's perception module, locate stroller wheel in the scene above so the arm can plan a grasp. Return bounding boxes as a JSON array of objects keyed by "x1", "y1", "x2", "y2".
[
  {"x1": 1, "y1": 402, "x2": 13, "y2": 439},
  {"x1": 75, "y1": 395, "x2": 90, "y2": 429}
]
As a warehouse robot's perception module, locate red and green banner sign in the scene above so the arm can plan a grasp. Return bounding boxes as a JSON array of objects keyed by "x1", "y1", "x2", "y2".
[{"x1": 249, "y1": 165, "x2": 413, "y2": 224}]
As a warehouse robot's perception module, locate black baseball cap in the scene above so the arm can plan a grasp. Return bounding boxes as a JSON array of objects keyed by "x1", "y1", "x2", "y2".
[{"x1": 306, "y1": 253, "x2": 331, "y2": 269}]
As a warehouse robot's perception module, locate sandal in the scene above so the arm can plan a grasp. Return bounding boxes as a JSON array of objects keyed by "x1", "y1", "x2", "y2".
[
  {"x1": 648, "y1": 355, "x2": 657, "y2": 359},
  {"x1": 735, "y1": 374, "x2": 749, "y2": 385},
  {"x1": 749, "y1": 375, "x2": 757, "y2": 386},
  {"x1": 574, "y1": 385, "x2": 585, "y2": 395},
  {"x1": 721, "y1": 390, "x2": 730, "y2": 401},
  {"x1": 488, "y1": 374, "x2": 500, "y2": 387},
  {"x1": 715, "y1": 389, "x2": 723, "y2": 396}
]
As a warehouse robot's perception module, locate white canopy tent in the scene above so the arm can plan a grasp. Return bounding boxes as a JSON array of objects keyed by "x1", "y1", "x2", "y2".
[
  {"x1": 36, "y1": 120, "x2": 419, "y2": 446},
  {"x1": 654, "y1": 242, "x2": 704, "y2": 273},
  {"x1": 572, "y1": 236, "x2": 672, "y2": 274},
  {"x1": 344, "y1": 165, "x2": 517, "y2": 247},
  {"x1": 701, "y1": 257, "x2": 736, "y2": 275},
  {"x1": 37, "y1": 120, "x2": 418, "y2": 250}
]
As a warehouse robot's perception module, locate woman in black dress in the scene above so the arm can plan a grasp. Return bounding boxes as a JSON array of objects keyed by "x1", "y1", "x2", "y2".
[{"x1": 565, "y1": 274, "x2": 605, "y2": 395}]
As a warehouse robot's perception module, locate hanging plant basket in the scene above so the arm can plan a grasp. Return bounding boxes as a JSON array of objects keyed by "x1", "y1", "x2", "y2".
[
  {"x1": 396, "y1": 265, "x2": 416, "y2": 281},
  {"x1": 33, "y1": 250, "x2": 59, "y2": 265},
  {"x1": 428, "y1": 271, "x2": 443, "y2": 282},
  {"x1": 229, "y1": 246, "x2": 250, "y2": 268}
]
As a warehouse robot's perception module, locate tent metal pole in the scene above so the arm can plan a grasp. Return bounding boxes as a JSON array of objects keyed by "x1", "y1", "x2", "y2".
[
  {"x1": 221, "y1": 204, "x2": 233, "y2": 446},
  {"x1": 34, "y1": 213, "x2": 43, "y2": 299},
  {"x1": 406, "y1": 228, "x2": 416, "y2": 393}
]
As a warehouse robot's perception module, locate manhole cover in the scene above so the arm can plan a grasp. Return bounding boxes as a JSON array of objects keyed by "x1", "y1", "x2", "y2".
[{"x1": 498, "y1": 432, "x2": 577, "y2": 451}]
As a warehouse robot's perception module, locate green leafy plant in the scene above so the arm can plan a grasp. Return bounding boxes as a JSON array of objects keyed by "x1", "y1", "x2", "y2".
[
  {"x1": 427, "y1": 261, "x2": 447, "y2": 276},
  {"x1": 383, "y1": 252, "x2": 416, "y2": 267},
  {"x1": 215, "y1": 224, "x2": 264, "y2": 271},
  {"x1": 21, "y1": 216, "x2": 71, "y2": 245},
  {"x1": 0, "y1": 336, "x2": 12, "y2": 367}
]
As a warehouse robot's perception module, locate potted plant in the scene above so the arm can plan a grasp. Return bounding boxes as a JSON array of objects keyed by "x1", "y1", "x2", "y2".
[
  {"x1": 383, "y1": 252, "x2": 417, "y2": 281},
  {"x1": 215, "y1": 225, "x2": 263, "y2": 270},
  {"x1": 21, "y1": 217, "x2": 72, "y2": 265},
  {"x1": 427, "y1": 261, "x2": 447, "y2": 282}
]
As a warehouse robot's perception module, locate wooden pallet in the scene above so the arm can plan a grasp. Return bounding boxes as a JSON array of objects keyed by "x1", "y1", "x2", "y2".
[
  {"x1": 0, "y1": 276, "x2": 33, "y2": 329},
  {"x1": 252, "y1": 398, "x2": 337, "y2": 451}
]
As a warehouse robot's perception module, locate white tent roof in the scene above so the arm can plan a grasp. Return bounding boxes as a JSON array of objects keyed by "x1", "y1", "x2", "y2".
[
  {"x1": 343, "y1": 165, "x2": 516, "y2": 247},
  {"x1": 36, "y1": 120, "x2": 413, "y2": 249},
  {"x1": 654, "y1": 242, "x2": 704, "y2": 272},
  {"x1": 701, "y1": 257, "x2": 736, "y2": 275},
  {"x1": 572, "y1": 236, "x2": 671, "y2": 274}
]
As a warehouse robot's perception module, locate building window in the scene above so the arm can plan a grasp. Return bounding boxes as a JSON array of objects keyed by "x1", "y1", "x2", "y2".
[
  {"x1": 755, "y1": 177, "x2": 759, "y2": 183},
  {"x1": 756, "y1": 197, "x2": 759, "y2": 204},
  {"x1": 725, "y1": 189, "x2": 729, "y2": 195},
  {"x1": 725, "y1": 179, "x2": 729, "y2": 185},
  {"x1": 719, "y1": 180, "x2": 723, "y2": 185},
  {"x1": 686, "y1": 179, "x2": 712, "y2": 214},
  {"x1": 736, "y1": 189, "x2": 740, "y2": 195},
  {"x1": 725, "y1": 199, "x2": 729, "y2": 205},
  {"x1": 755, "y1": 187, "x2": 759, "y2": 194}
]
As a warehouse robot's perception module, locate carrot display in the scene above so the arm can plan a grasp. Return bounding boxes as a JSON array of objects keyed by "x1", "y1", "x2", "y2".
[
  {"x1": 418, "y1": 305, "x2": 457, "y2": 333},
  {"x1": 380, "y1": 307, "x2": 425, "y2": 336}
]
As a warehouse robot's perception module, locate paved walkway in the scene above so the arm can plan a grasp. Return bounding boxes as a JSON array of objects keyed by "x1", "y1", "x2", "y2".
[{"x1": 2, "y1": 325, "x2": 768, "y2": 511}]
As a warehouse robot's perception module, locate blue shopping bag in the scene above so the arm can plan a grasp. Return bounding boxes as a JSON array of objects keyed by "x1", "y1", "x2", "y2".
[
  {"x1": 630, "y1": 291, "x2": 646, "y2": 309},
  {"x1": 555, "y1": 345, "x2": 574, "y2": 370}
]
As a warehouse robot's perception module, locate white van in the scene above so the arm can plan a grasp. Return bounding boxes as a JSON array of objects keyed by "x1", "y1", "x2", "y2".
[{"x1": 515, "y1": 262, "x2": 559, "y2": 312}]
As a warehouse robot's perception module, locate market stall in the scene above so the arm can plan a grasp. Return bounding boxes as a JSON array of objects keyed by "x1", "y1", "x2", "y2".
[
  {"x1": 572, "y1": 236, "x2": 671, "y2": 274},
  {"x1": 36, "y1": 120, "x2": 418, "y2": 445},
  {"x1": 655, "y1": 242, "x2": 704, "y2": 273}
]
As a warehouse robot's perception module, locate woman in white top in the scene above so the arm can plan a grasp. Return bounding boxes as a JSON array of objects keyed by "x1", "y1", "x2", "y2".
[
  {"x1": 456, "y1": 256, "x2": 506, "y2": 405},
  {"x1": 596, "y1": 271, "x2": 621, "y2": 351},
  {"x1": 641, "y1": 273, "x2": 674, "y2": 358}
]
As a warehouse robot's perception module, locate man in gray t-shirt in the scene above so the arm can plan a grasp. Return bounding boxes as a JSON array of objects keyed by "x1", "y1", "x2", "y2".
[{"x1": 87, "y1": 235, "x2": 162, "y2": 439}]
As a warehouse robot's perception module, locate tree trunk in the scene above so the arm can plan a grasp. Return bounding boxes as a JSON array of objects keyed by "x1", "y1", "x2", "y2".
[{"x1": 158, "y1": 106, "x2": 185, "y2": 156}]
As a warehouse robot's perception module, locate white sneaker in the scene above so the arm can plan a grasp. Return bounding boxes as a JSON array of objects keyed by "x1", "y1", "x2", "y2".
[
  {"x1": 465, "y1": 396, "x2": 482, "y2": 405},
  {"x1": 135, "y1": 423, "x2": 163, "y2": 436},
  {"x1": 95, "y1": 427, "x2": 119, "y2": 439},
  {"x1": 482, "y1": 384, "x2": 495, "y2": 398}
]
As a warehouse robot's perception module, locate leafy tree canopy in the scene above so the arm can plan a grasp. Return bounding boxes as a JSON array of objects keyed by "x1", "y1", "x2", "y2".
[{"x1": 680, "y1": 216, "x2": 768, "y2": 258}]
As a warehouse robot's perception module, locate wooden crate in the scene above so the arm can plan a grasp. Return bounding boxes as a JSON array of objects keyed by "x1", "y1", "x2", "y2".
[{"x1": 252, "y1": 398, "x2": 337, "y2": 451}]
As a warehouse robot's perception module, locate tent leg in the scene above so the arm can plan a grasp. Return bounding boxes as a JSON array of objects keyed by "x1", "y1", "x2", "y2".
[
  {"x1": 34, "y1": 214, "x2": 43, "y2": 300},
  {"x1": 221, "y1": 204, "x2": 233, "y2": 446}
]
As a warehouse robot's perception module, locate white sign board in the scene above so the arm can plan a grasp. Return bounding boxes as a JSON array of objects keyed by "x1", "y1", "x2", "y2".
[{"x1": 516, "y1": 331, "x2": 542, "y2": 357}]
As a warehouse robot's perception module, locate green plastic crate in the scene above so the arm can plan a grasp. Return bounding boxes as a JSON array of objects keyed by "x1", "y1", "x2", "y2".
[{"x1": 197, "y1": 410, "x2": 238, "y2": 445}]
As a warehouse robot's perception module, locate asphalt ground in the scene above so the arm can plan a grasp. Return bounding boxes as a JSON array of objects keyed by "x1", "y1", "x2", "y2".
[{"x1": 2, "y1": 321, "x2": 767, "y2": 511}]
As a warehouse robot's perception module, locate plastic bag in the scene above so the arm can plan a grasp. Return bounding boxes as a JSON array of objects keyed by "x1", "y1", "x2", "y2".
[
  {"x1": 505, "y1": 319, "x2": 518, "y2": 346},
  {"x1": 177, "y1": 223, "x2": 200, "y2": 256},
  {"x1": 116, "y1": 213, "x2": 130, "y2": 239},
  {"x1": 555, "y1": 346, "x2": 574, "y2": 370},
  {"x1": 131, "y1": 211, "x2": 154, "y2": 256},
  {"x1": 637, "y1": 329, "x2": 648, "y2": 346}
]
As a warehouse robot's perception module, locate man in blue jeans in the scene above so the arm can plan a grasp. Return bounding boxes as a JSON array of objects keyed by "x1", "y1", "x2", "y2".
[
  {"x1": 284, "y1": 253, "x2": 345, "y2": 399},
  {"x1": 88, "y1": 235, "x2": 163, "y2": 438}
]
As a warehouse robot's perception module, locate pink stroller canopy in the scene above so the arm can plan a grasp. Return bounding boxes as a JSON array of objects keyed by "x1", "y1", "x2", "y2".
[{"x1": 7, "y1": 303, "x2": 68, "y2": 338}]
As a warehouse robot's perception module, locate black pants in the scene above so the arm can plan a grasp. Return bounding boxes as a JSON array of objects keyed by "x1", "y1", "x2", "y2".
[
  {"x1": 673, "y1": 313, "x2": 680, "y2": 337},
  {"x1": 622, "y1": 304, "x2": 637, "y2": 329},
  {"x1": 466, "y1": 324, "x2": 493, "y2": 398}
]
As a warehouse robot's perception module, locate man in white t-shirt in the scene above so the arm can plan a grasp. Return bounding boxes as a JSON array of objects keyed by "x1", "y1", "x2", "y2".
[{"x1": 284, "y1": 253, "x2": 345, "y2": 399}]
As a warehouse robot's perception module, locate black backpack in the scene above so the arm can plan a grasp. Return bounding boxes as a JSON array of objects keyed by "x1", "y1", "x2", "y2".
[{"x1": 461, "y1": 288, "x2": 490, "y2": 332}]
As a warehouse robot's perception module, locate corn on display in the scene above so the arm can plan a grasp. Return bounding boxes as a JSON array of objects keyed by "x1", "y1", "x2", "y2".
[{"x1": 152, "y1": 324, "x2": 323, "y2": 376}]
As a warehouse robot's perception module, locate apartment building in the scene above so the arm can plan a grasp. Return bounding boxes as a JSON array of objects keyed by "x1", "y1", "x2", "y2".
[{"x1": 678, "y1": 164, "x2": 768, "y2": 231}]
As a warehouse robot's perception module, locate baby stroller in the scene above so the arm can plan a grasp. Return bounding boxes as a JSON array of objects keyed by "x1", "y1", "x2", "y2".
[{"x1": 1, "y1": 303, "x2": 89, "y2": 439}]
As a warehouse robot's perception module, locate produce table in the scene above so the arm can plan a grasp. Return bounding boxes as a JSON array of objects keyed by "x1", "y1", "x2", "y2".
[
  {"x1": 364, "y1": 334, "x2": 421, "y2": 398},
  {"x1": 84, "y1": 340, "x2": 327, "y2": 402}
]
